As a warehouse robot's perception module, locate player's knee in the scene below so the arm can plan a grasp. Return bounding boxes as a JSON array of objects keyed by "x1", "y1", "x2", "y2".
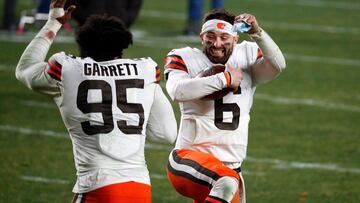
[
  {"x1": 209, "y1": 176, "x2": 239, "y2": 202},
  {"x1": 218, "y1": 176, "x2": 239, "y2": 194}
]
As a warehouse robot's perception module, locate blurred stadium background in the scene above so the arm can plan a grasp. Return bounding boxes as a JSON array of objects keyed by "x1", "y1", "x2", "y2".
[{"x1": 0, "y1": 0, "x2": 359, "y2": 202}]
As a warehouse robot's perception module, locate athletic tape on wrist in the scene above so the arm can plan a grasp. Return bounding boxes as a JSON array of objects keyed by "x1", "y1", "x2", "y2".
[{"x1": 49, "y1": 8, "x2": 65, "y2": 19}]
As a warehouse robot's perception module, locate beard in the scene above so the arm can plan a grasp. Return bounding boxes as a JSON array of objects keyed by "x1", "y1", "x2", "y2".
[{"x1": 203, "y1": 41, "x2": 234, "y2": 64}]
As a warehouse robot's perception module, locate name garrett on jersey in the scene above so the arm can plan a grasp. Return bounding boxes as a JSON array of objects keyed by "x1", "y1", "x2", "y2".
[{"x1": 83, "y1": 62, "x2": 139, "y2": 77}]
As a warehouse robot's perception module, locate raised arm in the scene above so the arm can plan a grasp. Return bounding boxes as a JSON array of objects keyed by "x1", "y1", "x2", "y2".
[
  {"x1": 15, "y1": 0, "x2": 75, "y2": 95},
  {"x1": 235, "y1": 13, "x2": 286, "y2": 85}
]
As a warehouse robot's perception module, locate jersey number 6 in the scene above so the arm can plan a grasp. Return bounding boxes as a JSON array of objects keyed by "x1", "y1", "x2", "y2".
[
  {"x1": 77, "y1": 79, "x2": 144, "y2": 135},
  {"x1": 214, "y1": 89, "x2": 241, "y2": 130}
]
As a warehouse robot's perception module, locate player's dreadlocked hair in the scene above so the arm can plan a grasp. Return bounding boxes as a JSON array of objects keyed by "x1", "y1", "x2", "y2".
[
  {"x1": 76, "y1": 15, "x2": 133, "y2": 61},
  {"x1": 203, "y1": 9, "x2": 236, "y2": 25}
]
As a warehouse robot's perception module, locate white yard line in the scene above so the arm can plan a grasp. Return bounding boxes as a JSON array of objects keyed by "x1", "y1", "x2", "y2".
[
  {"x1": 0, "y1": 33, "x2": 75, "y2": 43},
  {"x1": 141, "y1": 10, "x2": 186, "y2": 19},
  {"x1": 246, "y1": 157, "x2": 360, "y2": 174},
  {"x1": 20, "y1": 100, "x2": 55, "y2": 109},
  {"x1": 0, "y1": 124, "x2": 171, "y2": 150},
  {"x1": 150, "y1": 174, "x2": 167, "y2": 179},
  {"x1": 146, "y1": 143, "x2": 172, "y2": 151},
  {"x1": 284, "y1": 53, "x2": 360, "y2": 67},
  {"x1": 0, "y1": 124, "x2": 68, "y2": 138},
  {"x1": 1, "y1": 124, "x2": 359, "y2": 175},
  {"x1": 0, "y1": 64, "x2": 14, "y2": 71},
  {"x1": 262, "y1": 21, "x2": 360, "y2": 35},
  {"x1": 20, "y1": 176, "x2": 70, "y2": 184},
  {"x1": 255, "y1": 94, "x2": 360, "y2": 113}
]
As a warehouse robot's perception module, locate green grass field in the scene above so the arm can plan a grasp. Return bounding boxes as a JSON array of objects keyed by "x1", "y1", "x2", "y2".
[{"x1": 0, "y1": 0, "x2": 359, "y2": 202}]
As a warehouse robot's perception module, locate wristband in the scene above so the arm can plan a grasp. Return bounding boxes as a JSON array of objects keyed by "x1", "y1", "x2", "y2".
[{"x1": 223, "y1": 71, "x2": 232, "y2": 87}]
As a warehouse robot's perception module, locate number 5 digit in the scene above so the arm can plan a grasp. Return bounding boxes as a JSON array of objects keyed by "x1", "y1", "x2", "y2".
[
  {"x1": 76, "y1": 79, "x2": 145, "y2": 136},
  {"x1": 116, "y1": 79, "x2": 144, "y2": 134}
]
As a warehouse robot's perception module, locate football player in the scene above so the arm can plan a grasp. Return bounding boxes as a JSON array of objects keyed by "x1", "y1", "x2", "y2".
[
  {"x1": 164, "y1": 9, "x2": 286, "y2": 203},
  {"x1": 15, "y1": 0, "x2": 177, "y2": 202}
]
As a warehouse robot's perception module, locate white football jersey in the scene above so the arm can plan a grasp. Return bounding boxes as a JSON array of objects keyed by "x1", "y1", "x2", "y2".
[
  {"x1": 48, "y1": 53, "x2": 160, "y2": 192},
  {"x1": 15, "y1": 20, "x2": 178, "y2": 195},
  {"x1": 44, "y1": 52, "x2": 166, "y2": 193},
  {"x1": 165, "y1": 41, "x2": 261, "y2": 163}
]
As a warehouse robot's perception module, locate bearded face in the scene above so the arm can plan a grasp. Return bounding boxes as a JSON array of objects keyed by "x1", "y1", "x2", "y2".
[{"x1": 201, "y1": 30, "x2": 238, "y2": 64}]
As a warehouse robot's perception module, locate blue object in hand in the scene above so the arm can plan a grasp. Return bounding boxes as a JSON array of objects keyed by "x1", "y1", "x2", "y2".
[{"x1": 232, "y1": 22, "x2": 252, "y2": 33}]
